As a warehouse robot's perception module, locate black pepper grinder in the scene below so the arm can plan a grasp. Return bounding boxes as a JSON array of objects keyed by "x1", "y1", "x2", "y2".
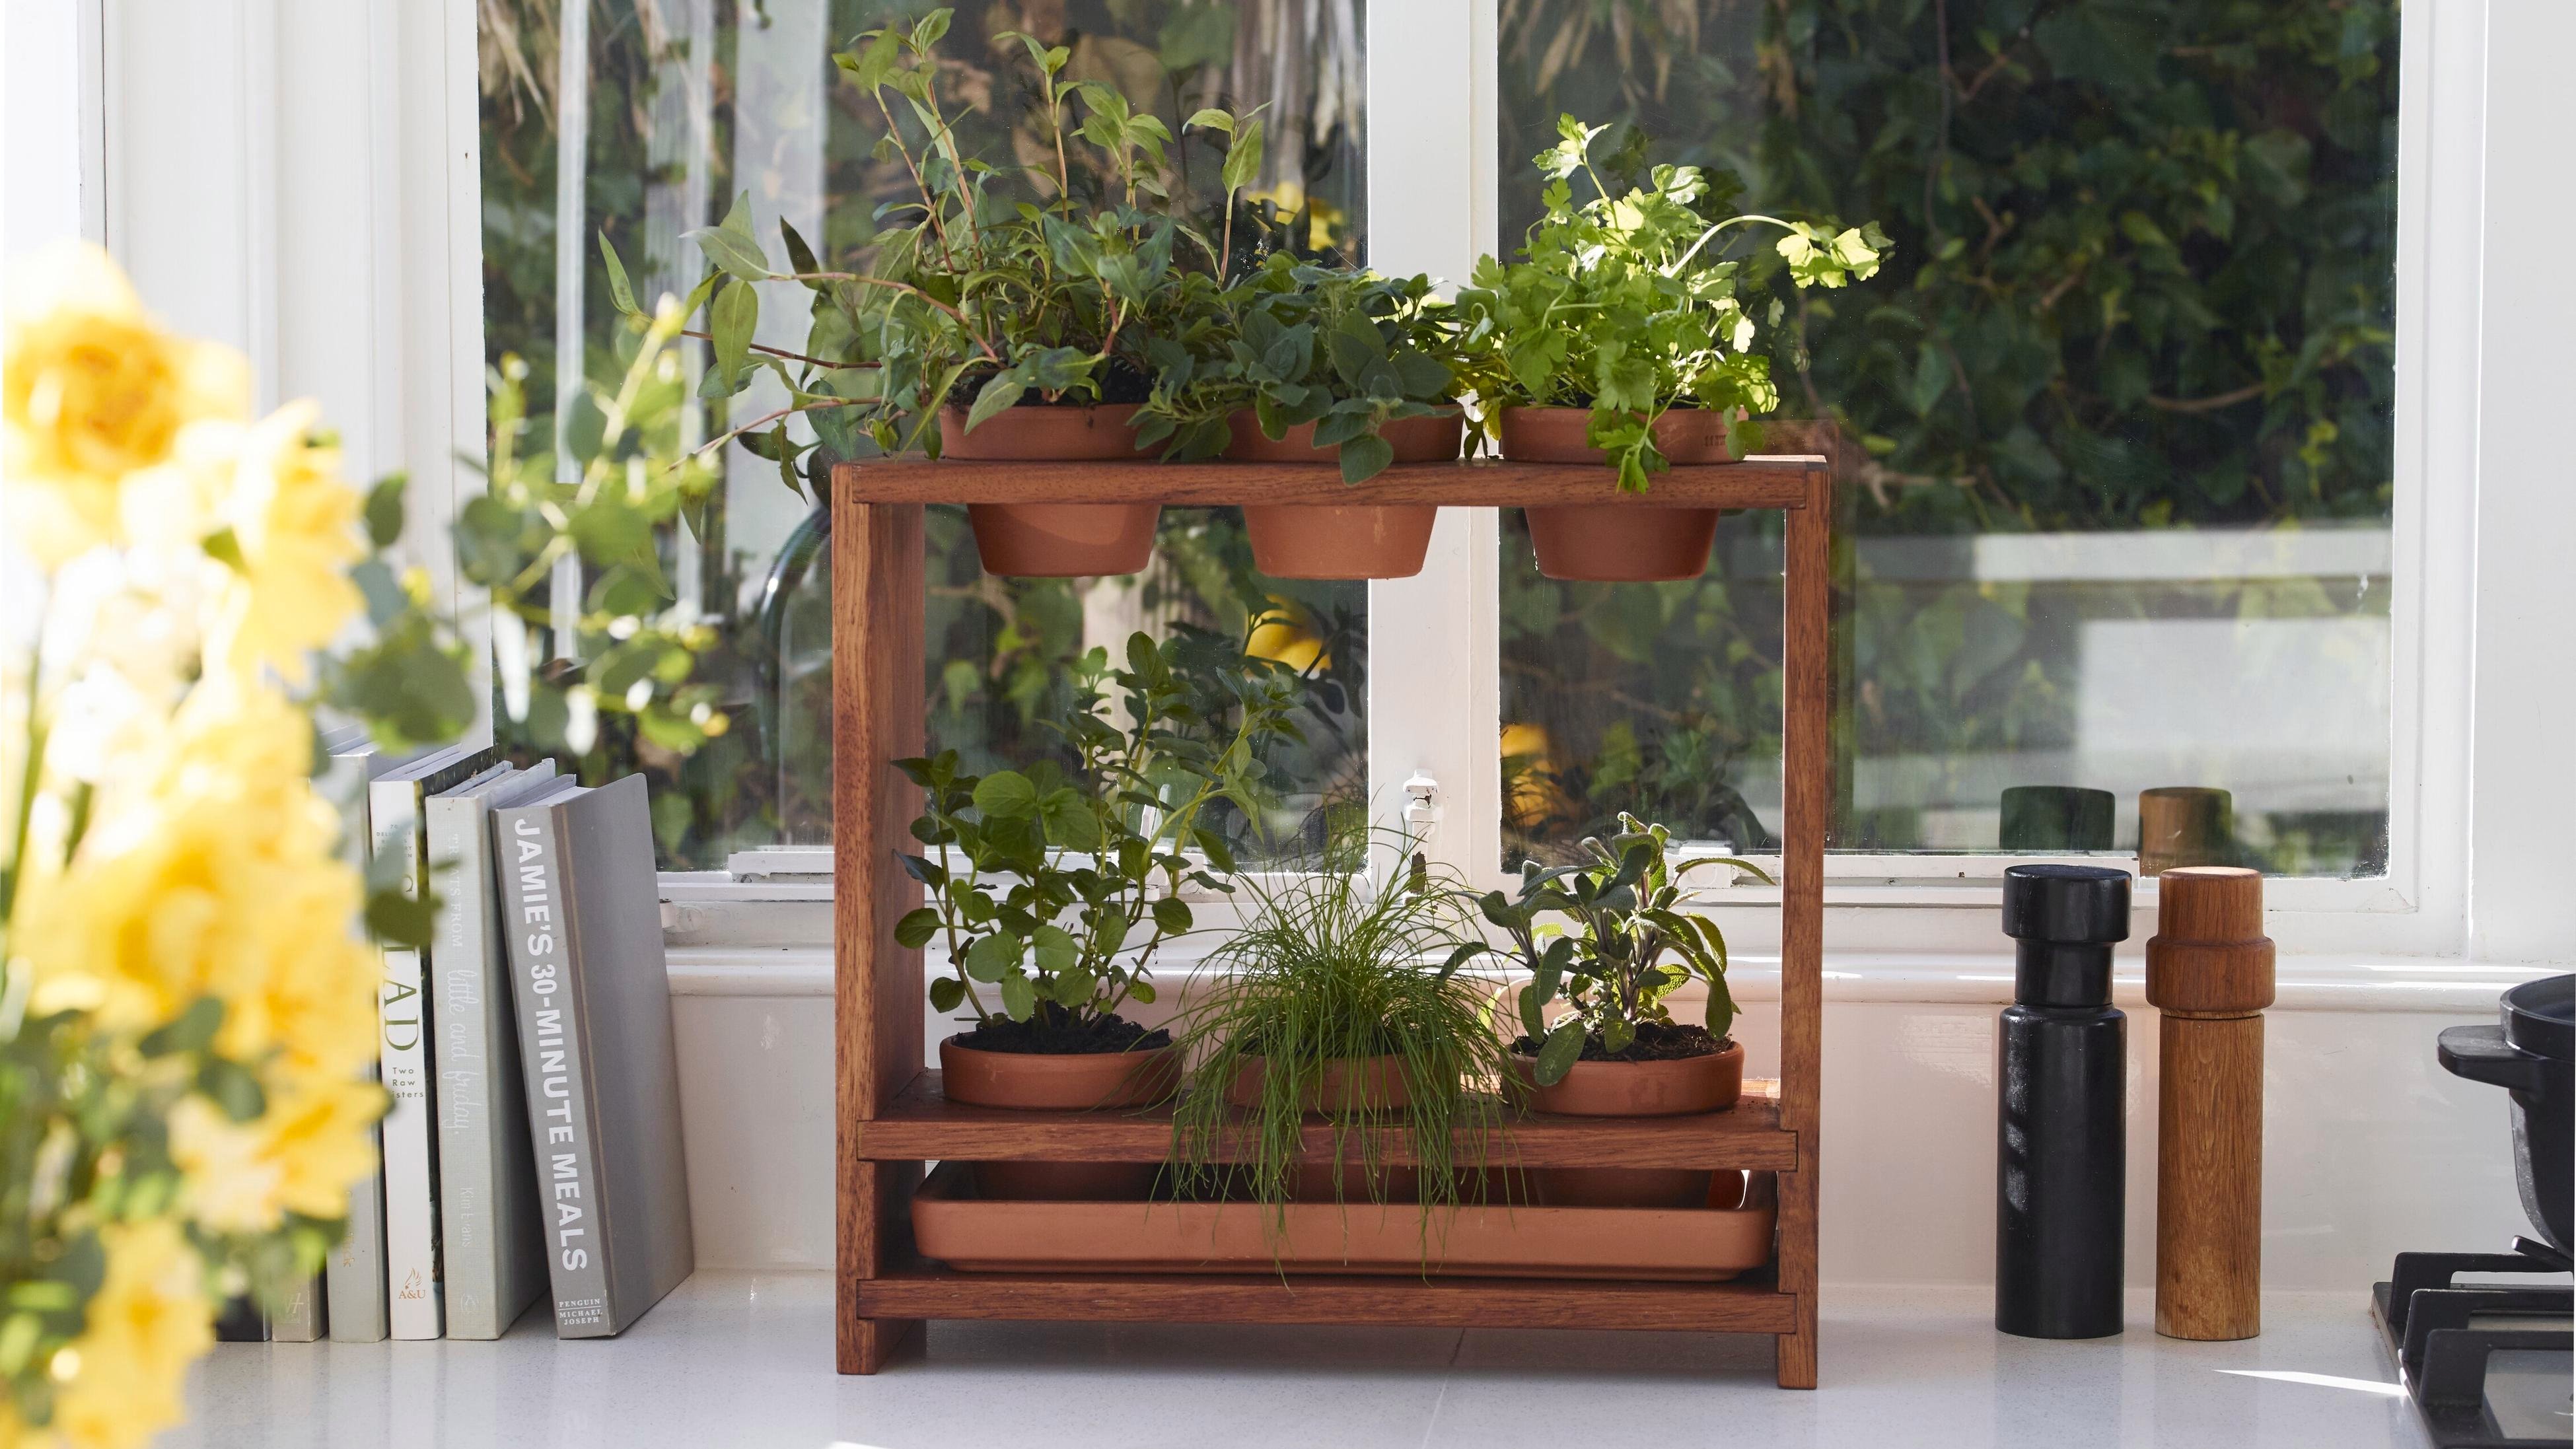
[{"x1": 1996, "y1": 863, "x2": 2132, "y2": 1339}]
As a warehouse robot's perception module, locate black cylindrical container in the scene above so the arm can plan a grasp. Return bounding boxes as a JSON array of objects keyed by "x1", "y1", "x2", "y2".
[{"x1": 1997, "y1": 863, "x2": 2132, "y2": 1339}]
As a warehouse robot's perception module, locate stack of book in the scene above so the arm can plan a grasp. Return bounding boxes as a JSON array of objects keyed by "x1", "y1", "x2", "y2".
[{"x1": 296, "y1": 745, "x2": 693, "y2": 1344}]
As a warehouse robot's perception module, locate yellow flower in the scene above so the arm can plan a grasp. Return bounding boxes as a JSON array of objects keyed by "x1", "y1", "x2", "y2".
[
  {"x1": 133, "y1": 402, "x2": 365, "y2": 684},
  {"x1": 17, "y1": 686, "x2": 378, "y2": 1085},
  {"x1": 46, "y1": 1219, "x2": 211, "y2": 1449},
  {"x1": 1246, "y1": 600, "x2": 1329, "y2": 673},
  {"x1": 3, "y1": 242, "x2": 248, "y2": 563},
  {"x1": 170, "y1": 1076, "x2": 382, "y2": 1234}
]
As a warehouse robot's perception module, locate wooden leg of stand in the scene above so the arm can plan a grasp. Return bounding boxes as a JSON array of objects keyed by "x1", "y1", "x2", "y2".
[
  {"x1": 842, "y1": 1314, "x2": 921, "y2": 1374},
  {"x1": 1774, "y1": 1166, "x2": 1820, "y2": 1388}
]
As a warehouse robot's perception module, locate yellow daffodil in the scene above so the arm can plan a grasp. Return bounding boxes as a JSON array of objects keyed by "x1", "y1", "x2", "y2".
[
  {"x1": 180, "y1": 402, "x2": 365, "y2": 684},
  {"x1": 170, "y1": 1077, "x2": 382, "y2": 1234},
  {"x1": 2, "y1": 242, "x2": 248, "y2": 563},
  {"x1": 44, "y1": 1220, "x2": 211, "y2": 1449},
  {"x1": 17, "y1": 688, "x2": 376, "y2": 1084}
]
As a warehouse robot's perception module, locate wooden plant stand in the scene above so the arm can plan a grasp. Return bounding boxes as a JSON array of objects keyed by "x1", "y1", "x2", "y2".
[{"x1": 829, "y1": 456, "x2": 1832, "y2": 1386}]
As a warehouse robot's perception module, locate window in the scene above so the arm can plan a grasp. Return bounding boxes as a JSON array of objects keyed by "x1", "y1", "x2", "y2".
[
  {"x1": 479, "y1": 0, "x2": 2424, "y2": 926},
  {"x1": 1491, "y1": 1, "x2": 2398, "y2": 879},
  {"x1": 478, "y1": 1, "x2": 1368, "y2": 867}
]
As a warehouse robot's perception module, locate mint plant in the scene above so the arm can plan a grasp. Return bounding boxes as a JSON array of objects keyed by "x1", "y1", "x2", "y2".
[
  {"x1": 1139, "y1": 254, "x2": 1462, "y2": 482},
  {"x1": 1454, "y1": 116, "x2": 1888, "y2": 491},
  {"x1": 896, "y1": 629, "x2": 1300, "y2": 1038}
]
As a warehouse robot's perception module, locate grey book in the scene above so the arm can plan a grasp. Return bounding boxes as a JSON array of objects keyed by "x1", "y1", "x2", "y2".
[
  {"x1": 369, "y1": 746, "x2": 503, "y2": 1340},
  {"x1": 493, "y1": 775, "x2": 694, "y2": 1337},
  {"x1": 489, "y1": 777, "x2": 696, "y2": 1349},
  {"x1": 320, "y1": 729, "x2": 388, "y2": 1343},
  {"x1": 427, "y1": 761, "x2": 558, "y2": 1339}
]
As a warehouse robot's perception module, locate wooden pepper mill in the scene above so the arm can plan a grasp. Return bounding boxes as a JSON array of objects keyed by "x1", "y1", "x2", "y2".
[{"x1": 2145, "y1": 865, "x2": 2274, "y2": 1340}]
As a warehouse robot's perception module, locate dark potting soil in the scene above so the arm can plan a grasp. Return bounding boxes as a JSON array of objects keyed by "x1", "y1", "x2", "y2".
[
  {"x1": 950, "y1": 1012, "x2": 1171, "y2": 1056},
  {"x1": 1511, "y1": 1020, "x2": 1728, "y2": 1065},
  {"x1": 951, "y1": 358, "x2": 1152, "y2": 408}
]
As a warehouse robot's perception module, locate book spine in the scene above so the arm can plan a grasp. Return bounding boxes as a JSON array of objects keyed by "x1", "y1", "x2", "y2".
[
  {"x1": 429, "y1": 796, "x2": 506, "y2": 1339},
  {"x1": 271, "y1": 1273, "x2": 324, "y2": 1341},
  {"x1": 326, "y1": 1117, "x2": 387, "y2": 1341},
  {"x1": 496, "y1": 802, "x2": 616, "y2": 1337},
  {"x1": 379, "y1": 944, "x2": 441, "y2": 1338}
]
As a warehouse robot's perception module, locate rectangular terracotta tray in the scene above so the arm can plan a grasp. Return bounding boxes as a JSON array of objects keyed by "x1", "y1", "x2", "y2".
[{"x1": 909, "y1": 1162, "x2": 1778, "y2": 1281}]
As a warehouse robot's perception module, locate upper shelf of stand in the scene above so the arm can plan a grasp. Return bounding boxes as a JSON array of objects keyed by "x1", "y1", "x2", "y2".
[{"x1": 829, "y1": 455, "x2": 1830, "y2": 509}]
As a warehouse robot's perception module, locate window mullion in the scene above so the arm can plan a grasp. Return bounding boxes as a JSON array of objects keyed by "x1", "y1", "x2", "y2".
[{"x1": 1363, "y1": 0, "x2": 1503, "y2": 887}]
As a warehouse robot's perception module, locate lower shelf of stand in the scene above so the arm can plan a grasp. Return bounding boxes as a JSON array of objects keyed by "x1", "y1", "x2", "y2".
[
  {"x1": 855, "y1": 1071, "x2": 1799, "y2": 1170},
  {"x1": 857, "y1": 1259, "x2": 1798, "y2": 1333},
  {"x1": 910, "y1": 1161, "x2": 1779, "y2": 1281}
]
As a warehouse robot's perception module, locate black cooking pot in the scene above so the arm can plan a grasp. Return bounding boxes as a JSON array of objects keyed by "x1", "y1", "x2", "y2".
[{"x1": 2439, "y1": 973, "x2": 2573, "y2": 1252}]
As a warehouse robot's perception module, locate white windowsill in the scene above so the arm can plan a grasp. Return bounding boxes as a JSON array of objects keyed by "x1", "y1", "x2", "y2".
[{"x1": 662, "y1": 942, "x2": 2554, "y2": 1014}]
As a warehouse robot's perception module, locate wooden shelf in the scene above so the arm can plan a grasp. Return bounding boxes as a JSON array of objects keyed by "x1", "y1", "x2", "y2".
[
  {"x1": 855, "y1": 1071, "x2": 1799, "y2": 1171},
  {"x1": 857, "y1": 1260, "x2": 1798, "y2": 1334},
  {"x1": 831, "y1": 455, "x2": 1827, "y2": 508},
  {"x1": 831, "y1": 452, "x2": 1831, "y2": 1386}
]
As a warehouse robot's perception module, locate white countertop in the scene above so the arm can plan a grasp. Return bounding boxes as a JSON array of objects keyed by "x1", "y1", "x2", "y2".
[{"x1": 162, "y1": 1271, "x2": 2502, "y2": 1449}]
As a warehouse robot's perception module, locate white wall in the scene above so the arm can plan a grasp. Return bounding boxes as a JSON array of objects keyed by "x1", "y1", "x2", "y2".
[{"x1": 667, "y1": 968, "x2": 2536, "y2": 1290}]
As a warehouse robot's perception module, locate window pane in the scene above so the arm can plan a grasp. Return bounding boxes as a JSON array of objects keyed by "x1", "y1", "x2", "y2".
[
  {"x1": 1496, "y1": 1, "x2": 2397, "y2": 876},
  {"x1": 480, "y1": 1, "x2": 1367, "y2": 867}
]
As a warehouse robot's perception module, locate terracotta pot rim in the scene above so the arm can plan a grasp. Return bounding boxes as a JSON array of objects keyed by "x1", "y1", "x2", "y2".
[
  {"x1": 1507, "y1": 1039, "x2": 1742, "y2": 1068},
  {"x1": 941, "y1": 1032, "x2": 1176, "y2": 1061},
  {"x1": 1222, "y1": 410, "x2": 1464, "y2": 466}
]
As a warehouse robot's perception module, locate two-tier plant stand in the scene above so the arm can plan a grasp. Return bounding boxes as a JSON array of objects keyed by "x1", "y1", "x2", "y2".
[{"x1": 829, "y1": 454, "x2": 1832, "y2": 1386}]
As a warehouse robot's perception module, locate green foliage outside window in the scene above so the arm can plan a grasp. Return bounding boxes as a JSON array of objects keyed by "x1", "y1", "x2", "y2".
[{"x1": 1497, "y1": 0, "x2": 2398, "y2": 872}]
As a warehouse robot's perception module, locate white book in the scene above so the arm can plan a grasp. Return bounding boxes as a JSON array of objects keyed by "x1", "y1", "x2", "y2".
[
  {"x1": 371, "y1": 747, "x2": 503, "y2": 1340},
  {"x1": 322, "y1": 730, "x2": 387, "y2": 1343},
  {"x1": 428, "y1": 761, "x2": 558, "y2": 1339}
]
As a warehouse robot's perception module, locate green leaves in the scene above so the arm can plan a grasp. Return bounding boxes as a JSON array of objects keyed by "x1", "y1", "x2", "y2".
[
  {"x1": 1483, "y1": 812, "x2": 1751, "y2": 1061},
  {"x1": 962, "y1": 931, "x2": 1020, "y2": 983},
  {"x1": 684, "y1": 193, "x2": 773, "y2": 283},
  {"x1": 971, "y1": 769, "x2": 1039, "y2": 818},
  {"x1": 1221, "y1": 115, "x2": 1266, "y2": 194},
  {"x1": 600, "y1": 232, "x2": 639, "y2": 318},
  {"x1": 709, "y1": 278, "x2": 758, "y2": 386},
  {"x1": 1533, "y1": 1020, "x2": 1588, "y2": 1086},
  {"x1": 901, "y1": 630, "x2": 1297, "y2": 1034},
  {"x1": 1451, "y1": 115, "x2": 1885, "y2": 489}
]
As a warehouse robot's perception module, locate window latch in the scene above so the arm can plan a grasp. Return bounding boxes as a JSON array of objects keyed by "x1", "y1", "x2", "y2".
[{"x1": 1402, "y1": 771, "x2": 1439, "y2": 846}]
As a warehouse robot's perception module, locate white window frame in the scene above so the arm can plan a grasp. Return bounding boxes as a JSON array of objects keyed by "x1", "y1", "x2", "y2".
[
  {"x1": 1355, "y1": 0, "x2": 2507, "y2": 966},
  {"x1": 78, "y1": 0, "x2": 495, "y2": 752},
  {"x1": 63, "y1": 0, "x2": 2565, "y2": 975}
]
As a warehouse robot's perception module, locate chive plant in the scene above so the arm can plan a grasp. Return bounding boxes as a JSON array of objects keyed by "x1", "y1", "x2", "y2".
[{"x1": 1167, "y1": 833, "x2": 1515, "y2": 1242}]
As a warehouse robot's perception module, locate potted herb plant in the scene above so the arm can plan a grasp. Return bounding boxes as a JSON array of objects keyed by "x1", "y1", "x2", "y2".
[
  {"x1": 1166, "y1": 836, "x2": 1511, "y2": 1229},
  {"x1": 1141, "y1": 251, "x2": 1466, "y2": 579},
  {"x1": 1466, "y1": 814, "x2": 1771, "y2": 1207},
  {"x1": 1453, "y1": 117, "x2": 1886, "y2": 581},
  {"x1": 631, "y1": 13, "x2": 1264, "y2": 577},
  {"x1": 900, "y1": 629, "x2": 1298, "y2": 1197}
]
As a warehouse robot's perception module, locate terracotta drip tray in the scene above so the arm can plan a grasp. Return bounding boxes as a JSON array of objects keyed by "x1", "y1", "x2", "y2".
[{"x1": 911, "y1": 1161, "x2": 1778, "y2": 1281}]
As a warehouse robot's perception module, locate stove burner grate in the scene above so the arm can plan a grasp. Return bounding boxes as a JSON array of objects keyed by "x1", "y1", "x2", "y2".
[{"x1": 2373, "y1": 1240, "x2": 2573, "y2": 1448}]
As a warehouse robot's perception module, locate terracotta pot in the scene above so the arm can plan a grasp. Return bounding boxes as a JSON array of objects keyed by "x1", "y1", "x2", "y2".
[
  {"x1": 1511, "y1": 1042, "x2": 1744, "y2": 1209},
  {"x1": 1499, "y1": 406, "x2": 1733, "y2": 582},
  {"x1": 1231, "y1": 412, "x2": 1460, "y2": 579},
  {"x1": 1225, "y1": 1054, "x2": 1413, "y2": 1116},
  {"x1": 938, "y1": 404, "x2": 1161, "y2": 577},
  {"x1": 1512, "y1": 1042, "x2": 1744, "y2": 1117},
  {"x1": 939, "y1": 1036, "x2": 1176, "y2": 1199},
  {"x1": 938, "y1": 1035, "x2": 1181, "y2": 1111}
]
